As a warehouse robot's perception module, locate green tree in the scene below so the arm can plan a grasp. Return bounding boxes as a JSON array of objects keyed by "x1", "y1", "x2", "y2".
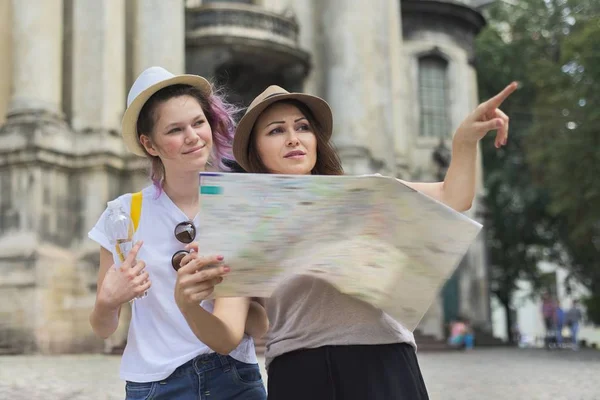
[
  {"x1": 475, "y1": 0, "x2": 562, "y2": 341},
  {"x1": 526, "y1": 14, "x2": 600, "y2": 324},
  {"x1": 477, "y1": 0, "x2": 600, "y2": 330}
]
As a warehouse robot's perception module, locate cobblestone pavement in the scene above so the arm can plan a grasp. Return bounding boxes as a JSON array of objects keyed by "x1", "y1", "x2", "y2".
[
  {"x1": 419, "y1": 348, "x2": 600, "y2": 400},
  {"x1": 0, "y1": 348, "x2": 599, "y2": 399}
]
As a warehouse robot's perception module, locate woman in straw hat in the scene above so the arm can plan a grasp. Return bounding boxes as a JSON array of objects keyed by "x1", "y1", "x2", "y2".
[
  {"x1": 88, "y1": 66, "x2": 268, "y2": 400},
  {"x1": 224, "y1": 83, "x2": 517, "y2": 399}
]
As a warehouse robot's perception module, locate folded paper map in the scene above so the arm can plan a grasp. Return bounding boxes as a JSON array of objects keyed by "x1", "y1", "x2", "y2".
[{"x1": 197, "y1": 172, "x2": 483, "y2": 330}]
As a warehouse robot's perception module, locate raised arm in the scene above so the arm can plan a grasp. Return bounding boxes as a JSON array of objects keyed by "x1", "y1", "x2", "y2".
[{"x1": 398, "y1": 82, "x2": 518, "y2": 212}]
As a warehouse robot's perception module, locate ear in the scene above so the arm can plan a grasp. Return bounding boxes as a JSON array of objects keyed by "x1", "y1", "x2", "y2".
[{"x1": 139, "y1": 134, "x2": 159, "y2": 157}]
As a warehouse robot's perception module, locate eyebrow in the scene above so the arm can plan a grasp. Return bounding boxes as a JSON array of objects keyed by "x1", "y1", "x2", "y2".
[
  {"x1": 163, "y1": 115, "x2": 204, "y2": 131},
  {"x1": 264, "y1": 117, "x2": 307, "y2": 129},
  {"x1": 265, "y1": 120, "x2": 284, "y2": 128}
]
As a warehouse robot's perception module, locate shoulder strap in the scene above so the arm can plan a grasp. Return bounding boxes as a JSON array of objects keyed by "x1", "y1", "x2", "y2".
[{"x1": 130, "y1": 191, "x2": 143, "y2": 232}]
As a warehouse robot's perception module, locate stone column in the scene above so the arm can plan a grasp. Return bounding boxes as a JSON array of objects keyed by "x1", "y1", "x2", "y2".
[
  {"x1": 7, "y1": 0, "x2": 64, "y2": 120},
  {"x1": 321, "y1": 0, "x2": 400, "y2": 175},
  {"x1": 0, "y1": 0, "x2": 67, "y2": 251},
  {"x1": 69, "y1": 0, "x2": 126, "y2": 134},
  {"x1": 293, "y1": 0, "x2": 324, "y2": 97},
  {"x1": 388, "y1": 0, "x2": 410, "y2": 178},
  {"x1": 132, "y1": 0, "x2": 185, "y2": 76},
  {"x1": 0, "y1": 1, "x2": 12, "y2": 124}
]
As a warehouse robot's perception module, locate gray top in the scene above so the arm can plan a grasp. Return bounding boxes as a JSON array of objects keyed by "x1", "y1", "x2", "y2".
[
  {"x1": 264, "y1": 275, "x2": 416, "y2": 368},
  {"x1": 566, "y1": 307, "x2": 583, "y2": 324}
]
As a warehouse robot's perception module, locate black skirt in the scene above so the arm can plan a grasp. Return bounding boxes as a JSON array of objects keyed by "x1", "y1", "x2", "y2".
[{"x1": 267, "y1": 343, "x2": 429, "y2": 400}]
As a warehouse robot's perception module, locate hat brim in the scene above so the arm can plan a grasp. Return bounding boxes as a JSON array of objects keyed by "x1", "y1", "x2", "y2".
[
  {"x1": 233, "y1": 93, "x2": 333, "y2": 171},
  {"x1": 122, "y1": 75, "x2": 212, "y2": 156}
]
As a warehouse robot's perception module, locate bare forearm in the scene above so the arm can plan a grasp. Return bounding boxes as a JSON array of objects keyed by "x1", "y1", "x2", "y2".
[
  {"x1": 441, "y1": 140, "x2": 478, "y2": 212},
  {"x1": 180, "y1": 304, "x2": 244, "y2": 355},
  {"x1": 89, "y1": 300, "x2": 120, "y2": 339},
  {"x1": 245, "y1": 299, "x2": 269, "y2": 339}
]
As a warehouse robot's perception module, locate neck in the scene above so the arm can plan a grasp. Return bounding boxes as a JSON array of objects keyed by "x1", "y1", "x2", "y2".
[{"x1": 162, "y1": 168, "x2": 202, "y2": 213}]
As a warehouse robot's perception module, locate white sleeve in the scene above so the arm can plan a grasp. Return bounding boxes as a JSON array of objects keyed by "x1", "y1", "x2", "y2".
[
  {"x1": 87, "y1": 194, "x2": 133, "y2": 254},
  {"x1": 87, "y1": 206, "x2": 113, "y2": 253}
]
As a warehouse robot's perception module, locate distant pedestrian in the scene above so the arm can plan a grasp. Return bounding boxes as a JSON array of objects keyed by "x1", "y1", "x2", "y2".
[
  {"x1": 448, "y1": 317, "x2": 475, "y2": 350},
  {"x1": 555, "y1": 303, "x2": 565, "y2": 345},
  {"x1": 541, "y1": 293, "x2": 556, "y2": 332},
  {"x1": 566, "y1": 300, "x2": 584, "y2": 350}
]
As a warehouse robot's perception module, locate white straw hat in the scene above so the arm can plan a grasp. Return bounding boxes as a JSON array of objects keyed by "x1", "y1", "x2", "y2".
[{"x1": 122, "y1": 66, "x2": 212, "y2": 156}]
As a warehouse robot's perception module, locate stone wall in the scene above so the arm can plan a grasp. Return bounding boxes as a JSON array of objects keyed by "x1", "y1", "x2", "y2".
[{"x1": 0, "y1": 238, "x2": 103, "y2": 353}]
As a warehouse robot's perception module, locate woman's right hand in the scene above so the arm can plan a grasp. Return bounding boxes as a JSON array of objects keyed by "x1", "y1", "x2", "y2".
[
  {"x1": 174, "y1": 242, "x2": 230, "y2": 308},
  {"x1": 97, "y1": 241, "x2": 151, "y2": 309}
]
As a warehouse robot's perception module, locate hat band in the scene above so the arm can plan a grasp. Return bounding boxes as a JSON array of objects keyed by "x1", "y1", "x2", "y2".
[{"x1": 263, "y1": 92, "x2": 288, "y2": 101}]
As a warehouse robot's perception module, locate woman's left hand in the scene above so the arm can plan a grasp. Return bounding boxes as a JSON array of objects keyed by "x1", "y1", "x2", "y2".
[{"x1": 454, "y1": 82, "x2": 518, "y2": 148}]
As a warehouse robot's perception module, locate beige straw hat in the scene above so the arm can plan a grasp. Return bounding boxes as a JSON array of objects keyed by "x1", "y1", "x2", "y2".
[{"x1": 233, "y1": 85, "x2": 333, "y2": 171}]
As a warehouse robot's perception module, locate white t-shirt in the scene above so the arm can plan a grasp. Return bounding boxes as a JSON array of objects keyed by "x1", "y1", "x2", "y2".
[{"x1": 88, "y1": 185, "x2": 257, "y2": 382}]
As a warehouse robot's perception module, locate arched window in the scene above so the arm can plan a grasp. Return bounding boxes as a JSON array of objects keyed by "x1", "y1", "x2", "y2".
[{"x1": 418, "y1": 55, "x2": 450, "y2": 138}]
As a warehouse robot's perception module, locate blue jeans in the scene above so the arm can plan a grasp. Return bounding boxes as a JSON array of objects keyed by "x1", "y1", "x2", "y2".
[
  {"x1": 449, "y1": 334, "x2": 474, "y2": 349},
  {"x1": 556, "y1": 324, "x2": 563, "y2": 344},
  {"x1": 571, "y1": 322, "x2": 580, "y2": 346},
  {"x1": 125, "y1": 353, "x2": 266, "y2": 400}
]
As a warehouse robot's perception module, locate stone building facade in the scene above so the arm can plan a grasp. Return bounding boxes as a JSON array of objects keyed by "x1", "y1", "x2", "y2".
[{"x1": 0, "y1": 0, "x2": 491, "y2": 354}]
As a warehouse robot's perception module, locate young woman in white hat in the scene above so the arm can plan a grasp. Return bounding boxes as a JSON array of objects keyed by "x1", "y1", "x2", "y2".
[
  {"x1": 222, "y1": 82, "x2": 516, "y2": 399},
  {"x1": 88, "y1": 66, "x2": 268, "y2": 400}
]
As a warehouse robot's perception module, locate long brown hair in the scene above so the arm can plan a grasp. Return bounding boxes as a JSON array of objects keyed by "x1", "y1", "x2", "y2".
[{"x1": 244, "y1": 99, "x2": 344, "y2": 175}]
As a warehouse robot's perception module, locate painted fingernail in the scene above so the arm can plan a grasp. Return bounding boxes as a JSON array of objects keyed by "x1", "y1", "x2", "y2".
[
  {"x1": 217, "y1": 255, "x2": 224, "y2": 261},
  {"x1": 223, "y1": 266, "x2": 231, "y2": 273}
]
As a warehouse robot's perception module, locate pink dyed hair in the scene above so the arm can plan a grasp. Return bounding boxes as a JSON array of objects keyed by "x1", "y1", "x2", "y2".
[{"x1": 135, "y1": 84, "x2": 240, "y2": 193}]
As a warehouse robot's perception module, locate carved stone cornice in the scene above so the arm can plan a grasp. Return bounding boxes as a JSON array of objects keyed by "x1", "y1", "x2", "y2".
[
  {"x1": 187, "y1": 3, "x2": 301, "y2": 47},
  {"x1": 401, "y1": 0, "x2": 486, "y2": 33},
  {"x1": 185, "y1": 3, "x2": 310, "y2": 78},
  {"x1": 0, "y1": 146, "x2": 146, "y2": 172},
  {"x1": 0, "y1": 120, "x2": 146, "y2": 171},
  {"x1": 401, "y1": 0, "x2": 486, "y2": 58}
]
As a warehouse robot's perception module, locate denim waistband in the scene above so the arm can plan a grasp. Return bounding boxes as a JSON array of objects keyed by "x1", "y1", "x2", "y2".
[{"x1": 170, "y1": 353, "x2": 233, "y2": 377}]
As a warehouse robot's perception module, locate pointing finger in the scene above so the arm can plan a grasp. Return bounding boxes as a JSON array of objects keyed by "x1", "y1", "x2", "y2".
[{"x1": 479, "y1": 82, "x2": 518, "y2": 116}]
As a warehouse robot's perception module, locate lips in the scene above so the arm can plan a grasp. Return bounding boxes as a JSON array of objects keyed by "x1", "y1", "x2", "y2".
[
  {"x1": 284, "y1": 150, "x2": 306, "y2": 158},
  {"x1": 183, "y1": 145, "x2": 205, "y2": 155}
]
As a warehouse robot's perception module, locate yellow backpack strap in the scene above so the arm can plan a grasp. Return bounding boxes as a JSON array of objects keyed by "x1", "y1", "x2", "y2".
[{"x1": 130, "y1": 192, "x2": 143, "y2": 232}]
